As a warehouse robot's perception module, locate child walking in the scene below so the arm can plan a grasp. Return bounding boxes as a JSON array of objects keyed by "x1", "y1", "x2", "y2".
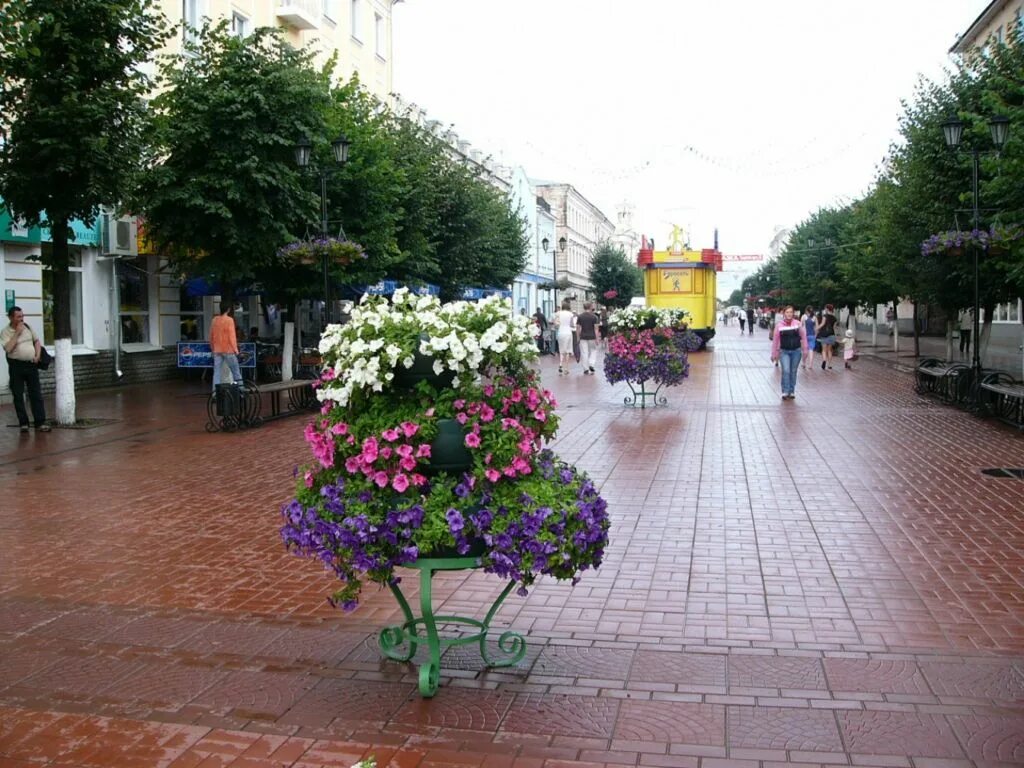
[{"x1": 842, "y1": 329, "x2": 856, "y2": 369}]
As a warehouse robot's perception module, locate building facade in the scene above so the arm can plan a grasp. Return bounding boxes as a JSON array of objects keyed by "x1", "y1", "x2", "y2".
[
  {"x1": 535, "y1": 184, "x2": 614, "y2": 310},
  {"x1": 950, "y1": 0, "x2": 1023, "y2": 55},
  {"x1": 610, "y1": 202, "x2": 640, "y2": 261},
  {"x1": 168, "y1": 0, "x2": 399, "y2": 100}
]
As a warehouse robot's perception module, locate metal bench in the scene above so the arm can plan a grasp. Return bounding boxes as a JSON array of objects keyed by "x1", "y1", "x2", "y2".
[
  {"x1": 979, "y1": 372, "x2": 1024, "y2": 430},
  {"x1": 205, "y1": 378, "x2": 318, "y2": 432},
  {"x1": 914, "y1": 358, "x2": 971, "y2": 405}
]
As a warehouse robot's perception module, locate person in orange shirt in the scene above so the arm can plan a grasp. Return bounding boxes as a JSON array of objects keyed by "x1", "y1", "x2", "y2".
[{"x1": 209, "y1": 303, "x2": 242, "y2": 391}]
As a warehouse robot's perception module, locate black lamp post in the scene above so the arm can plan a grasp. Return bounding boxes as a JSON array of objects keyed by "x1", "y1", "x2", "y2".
[
  {"x1": 940, "y1": 114, "x2": 1009, "y2": 383},
  {"x1": 541, "y1": 235, "x2": 567, "y2": 309},
  {"x1": 294, "y1": 133, "x2": 350, "y2": 325}
]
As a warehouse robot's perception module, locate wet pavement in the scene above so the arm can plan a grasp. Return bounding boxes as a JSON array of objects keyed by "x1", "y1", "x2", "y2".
[{"x1": 1, "y1": 329, "x2": 1023, "y2": 767}]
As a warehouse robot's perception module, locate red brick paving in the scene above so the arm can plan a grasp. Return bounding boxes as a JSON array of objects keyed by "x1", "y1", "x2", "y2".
[{"x1": 2, "y1": 330, "x2": 1024, "y2": 766}]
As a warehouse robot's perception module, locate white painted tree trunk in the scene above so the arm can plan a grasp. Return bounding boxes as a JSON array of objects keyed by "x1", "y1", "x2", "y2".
[
  {"x1": 893, "y1": 311, "x2": 900, "y2": 355},
  {"x1": 282, "y1": 321, "x2": 294, "y2": 382},
  {"x1": 945, "y1": 320, "x2": 954, "y2": 362},
  {"x1": 54, "y1": 337, "x2": 76, "y2": 425},
  {"x1": 871, "y1": 315, "x2": 877, "y2": 347}
]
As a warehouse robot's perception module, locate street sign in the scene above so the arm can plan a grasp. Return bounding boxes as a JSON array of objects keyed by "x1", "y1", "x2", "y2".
[
  {"x1": 720, "y1": 254, "x2": 764, "y2": 261},
  {"x1": 4, "y1": 290, "x2": 14, "y2": 312}
]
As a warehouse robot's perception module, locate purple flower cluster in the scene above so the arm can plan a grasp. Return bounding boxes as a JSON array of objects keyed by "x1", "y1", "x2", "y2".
[
  {"x1": 604, "y1": 331, "x2": 691, "y2": 388},
  {"x1": 920, "y1": 225, "x2": 1023, "y2": 256}
]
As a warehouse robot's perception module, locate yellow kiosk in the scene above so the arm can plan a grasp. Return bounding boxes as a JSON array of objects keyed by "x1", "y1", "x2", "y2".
[{"x1": 637, "y1": 226, "x2": 722, "y2": 347}]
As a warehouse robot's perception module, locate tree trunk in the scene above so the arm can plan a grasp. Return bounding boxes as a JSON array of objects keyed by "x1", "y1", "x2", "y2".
[
  {"x1": 945, "y1": 320, "x2": 954, "y2": 362},
  {"x1": 871, "y1": 310, "x2": 877, "y2": 348},
  {"x1": 281, "y1": 299, "x2": 297, "y2": 382},
  {"x1": 912, "y1": 300, "x2": 920, "y2": 357},
  {"x1": 50, "y1": 218, "x2": 76, "y2": 425},
  {"x1": 891, "y1": 297, "x2": 899, "y2": 356},
  {"x1": 980, "y1": 299, "x2": 996, "y2": 369}
]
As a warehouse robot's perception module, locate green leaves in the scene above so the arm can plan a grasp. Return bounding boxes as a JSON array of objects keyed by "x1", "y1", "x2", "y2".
[{"x1": 587, "y1": 243, "x2": 642, "y2": 308}]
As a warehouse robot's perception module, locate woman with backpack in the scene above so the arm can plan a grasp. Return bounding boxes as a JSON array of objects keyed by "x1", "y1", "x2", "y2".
[{"x1": 815, "y1": 304, "x2": 838, "y2": 370}]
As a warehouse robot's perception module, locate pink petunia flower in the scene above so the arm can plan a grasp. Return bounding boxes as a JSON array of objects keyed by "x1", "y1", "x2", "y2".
[
  {"x1": 411, "y1": 473, "x2": 428, "y2": 486},
  {"x1": 381, "y1": 428, "x2": 400, "y2": 442},
  {"x1": 415, "y1": 443, "x2": 432, "y2": 458},
  {"x1": 392, "y1": 473, "x2": 410, "y2": 493},
  {"x1": 380, "y1": 446, "x2": 392, "y2": 460},
  {"x1": 479, "y1": 404, "x2": 495, "y2": 422},
  {"x1": 399, "y1": 456, "x2": 417, "y2": 472},
  {"x1": 304, "y1": 470, "x2": 315, "y2": 488},
  {"x1": 456, "y1": 412, "x2": 469, "y2": 425},
  {"x1": 396, "y1": 444, "x2": 413, "y2": 458},
  {"x1": 374, "y1": 471, "x2": 390, "y2": 488},
  {"x1": 361, "y1": 437, "x2": 379, "y2": 462},
  {"x1": 533, "y1": 409, "x2": 547, "y2": 422},
  {"x1": 464, "y1": 432, "x2": 481, "y2": 448},
  {"x1": 485, "y1": 468, "x2": 501, "y2": 482},
  {"x1": 345, "y1": 457, "x2": 361, "y2": 473},
  {"x1": 400, "y1": 421, "x2": 420, "y2": 438},
  {"x1": 453, "y1": 399, "x2": 466, "y2": 409},
  {"x1": 331, "y1": 422, "x2": 349, "y2": 435}
]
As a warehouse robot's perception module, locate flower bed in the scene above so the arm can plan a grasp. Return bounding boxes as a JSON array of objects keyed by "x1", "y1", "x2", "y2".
[{"x1": 281, "y1": 289, "x2": 609, "y2": 610}]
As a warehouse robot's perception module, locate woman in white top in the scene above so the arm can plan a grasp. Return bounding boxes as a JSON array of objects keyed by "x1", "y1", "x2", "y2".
[{"x1": 553, "y1": 299, "x2": 576, "y2": 376}]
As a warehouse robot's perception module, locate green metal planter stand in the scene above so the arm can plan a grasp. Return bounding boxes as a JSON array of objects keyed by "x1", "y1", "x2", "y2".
[
  {"x1": 624, "y1": 379, "x2": 668, "y2": 408},
  {"x1": 377, "y1": 555, "x2": 526, "y2": 697}
]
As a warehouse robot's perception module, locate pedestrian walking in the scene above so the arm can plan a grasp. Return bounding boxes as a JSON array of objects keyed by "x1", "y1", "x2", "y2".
[
  {"x1": 842, "y1": 328, "x2": 856, "y2": 369},
  {"x1": 210, "y1": 303, "x2": 243, "y2": 391},
  {"x1": 816, "y1": 304, "x2": 838, "y2": 370},
  {"x1": 738, "y1": 313, "x2": 746, "y2": 333},
  {"x1": 576, "y1": 302, "x2": 601, "y2": 375},
  {"x1": 770, "y1": 305, "x2": 808, "y2": 400},
  {"x1": 958, "y1": 309, "x2": 972, "y2": 359},
  {"x1": 746, "y1": 307, "x2": 755, "y2": 335},
  {"x1": 553, "y1": 299, "x2": 576, "y2": 376},
  {"x1": 533, "y1": 308, "x2": 549, "y2": 354},
  {"x1": 1, "y1": 306, "x2": 50, "y2": 432},
  {"x1": 598, "y1": 308, "x2": 610, "y2": 349},
  {"x1": 801, "y1": 305, "x2": 817, "y2": 370}
]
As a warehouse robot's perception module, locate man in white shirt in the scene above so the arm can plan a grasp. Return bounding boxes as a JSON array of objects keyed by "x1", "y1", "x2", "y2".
[{"x1": 1, "y1": 306, "x2": 50, "y2": 432}]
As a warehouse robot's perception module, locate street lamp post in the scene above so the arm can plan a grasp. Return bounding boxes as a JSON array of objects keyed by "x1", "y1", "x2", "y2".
[
  {"x1": 294, "y1": 133, "x2": 351, "y2": 325},
  {"x1": 940, "y1": 114, "x2": 1009, "y2": 384},
  {"x1": 541, "y1": 235, "x2": 567, "y2": 310}
]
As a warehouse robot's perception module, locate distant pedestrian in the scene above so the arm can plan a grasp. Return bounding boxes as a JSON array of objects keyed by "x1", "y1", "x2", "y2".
[
  {"x1": 577, "y1": 302, "x2": 601, "y2": 375},
  {"x1": 816, "y1": 304, "x2": 838, "y2": 370},
  {"x1": 958, "y1": 309, "x2": 973, "y2": 358},
  {"x1": 770, "y1": 305, "x2": 808, "y2": 400},
  {"x1": 746, "y1": 307, "x2": 755, "y2": 335},
  {"x1": 738, "y1": 313, "x2": 746, "y2": 333},
  {"x1": 801, "y1": 305, "x2": 817, "y2": 370},
  {"x1": 886, "y1": 305, "x2": 896, "y2": 336},
  {"x1": 210, "y1": 303, "x2": 243, "y2": 391},
  {"x1": 533, "y1": 308, "x2": 549, "y2": 353},
  {"x1": 842, "y1": 329, "x2": 856, "y2": 369},
  {"x1": 554, "y1": 299, "x2": 576, "y2": 376},
  {"x1": 598, "y1": 308, "x2": 610, "y2": 349},
  {"x1": 2, "y1": 306, "x2": 50, "y2": 432}
]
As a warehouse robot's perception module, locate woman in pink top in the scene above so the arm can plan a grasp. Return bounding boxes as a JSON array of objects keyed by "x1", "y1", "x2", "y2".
[{"x1": 770, "y1": 305, "x2": 808, "y2": 400}]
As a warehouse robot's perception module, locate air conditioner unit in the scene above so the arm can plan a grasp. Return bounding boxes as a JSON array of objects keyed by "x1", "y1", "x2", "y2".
[{"x1": 103, "y1": 214, "x2": 138, "y2": 256}]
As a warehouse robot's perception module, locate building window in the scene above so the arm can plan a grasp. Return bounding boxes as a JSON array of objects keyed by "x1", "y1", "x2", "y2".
[
  {"x1": 183, "y1": 0, "x2": 201, "y2": 44},
  {"x1": 374, "y1": 12, "x2": 385, "y2": 58},
  {"x1": 42, "y1": 252, "x2": 84, "y2": 345},
  {"x1": 118, "y1": 256, "x2": 150, "y2": 345},
  {"x1": 350, "y1": 0, "x2": 361, "y2": 40},
  {"x1": 323, "y1": 0, "x2": 336, "y2": 21},
  {"x1": 230, "y1": 11, "x2": 249, "y2": 38},
  {"x1": 179, "y1": 286, "x2": 204, "y2": 341}
]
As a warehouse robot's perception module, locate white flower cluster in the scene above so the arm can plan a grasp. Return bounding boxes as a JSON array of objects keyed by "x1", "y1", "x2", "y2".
[
  {"x1": 607, "y1": 306, "x2": 690, "y2": 331},
  {"x1": 317, "y1": 288, "x2": 539, "y2": 406}
]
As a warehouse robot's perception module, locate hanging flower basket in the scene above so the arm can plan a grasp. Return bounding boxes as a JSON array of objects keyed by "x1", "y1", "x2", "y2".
[
  {"x1": 920, "y1": 225, "x2": 1023, "y2": 256},
  {"x1": 278, "y1": 237, "x2": 368, "y2": 267},
  {"x1": 603, "y1": 289, "x2": 618, "y2": 300}
]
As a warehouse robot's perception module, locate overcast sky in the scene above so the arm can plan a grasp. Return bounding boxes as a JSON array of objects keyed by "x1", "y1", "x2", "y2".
[{"x1": 392, "y1": 0, "x2": 989, "y2": 295}]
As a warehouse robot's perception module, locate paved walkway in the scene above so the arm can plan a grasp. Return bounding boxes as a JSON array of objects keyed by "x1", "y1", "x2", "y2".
[{"x1": 1, "y1": 330, "x2": 1023, "y2": 767}]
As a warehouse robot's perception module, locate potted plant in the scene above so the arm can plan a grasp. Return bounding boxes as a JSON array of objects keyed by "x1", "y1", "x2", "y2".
[
  {"x1": 603, "y1": 307, "x2": 696, "y2": 407},
  {"x1": 281, "y1": 288, "x2": 609, "y2": 695},
  {"x1": 278, "y1": 236, "x2": 368, "y2": 267},
  {"x1": 920, "y1": 224, "x2": 1023, "y2": 256}
]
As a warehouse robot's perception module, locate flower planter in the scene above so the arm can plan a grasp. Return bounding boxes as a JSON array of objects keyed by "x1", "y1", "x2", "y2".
[
  {"x1": 393, "y1": 349, "x2": 456, "y2": 390},
  {"x1": 423, "y1": 418, "x2": 473, "y2": 476}
]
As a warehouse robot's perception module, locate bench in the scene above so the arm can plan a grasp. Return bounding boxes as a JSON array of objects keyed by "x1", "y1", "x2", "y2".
[
  {"x1": 979, "y1": 373, "x2": 1024, "y2": 430},
  {"x1": 914, "y1": 358, "x2": 971, "y2": 405},
  {"x1": 205, "y1": 378, "x2": 318, "y2": 432}
]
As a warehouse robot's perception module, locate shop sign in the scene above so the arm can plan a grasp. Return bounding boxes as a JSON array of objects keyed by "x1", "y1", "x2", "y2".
[
  {"x1": 4, "y1": 290, "x2": 14, "y2": 312},
  {"x1": 177, "y1": 342, "x2": 256, "y2": 368}
]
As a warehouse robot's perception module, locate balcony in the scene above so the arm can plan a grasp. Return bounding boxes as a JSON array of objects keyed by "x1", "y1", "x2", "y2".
[{"x1": 275, "y1": 0, "x2": 319, "y2": 30}]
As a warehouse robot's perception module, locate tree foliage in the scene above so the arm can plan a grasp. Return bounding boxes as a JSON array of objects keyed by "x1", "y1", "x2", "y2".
[
  {"x1": 0, "y1": 0, "x2": 168, "y2": 423},
  {"x1": 587, "y1": 243, "x2": 643, "y2": 308}
]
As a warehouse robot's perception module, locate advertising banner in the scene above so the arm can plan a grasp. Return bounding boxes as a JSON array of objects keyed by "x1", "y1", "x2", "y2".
[{"x1": 177, "y1": 342, "x2": 256, "y2": 368}]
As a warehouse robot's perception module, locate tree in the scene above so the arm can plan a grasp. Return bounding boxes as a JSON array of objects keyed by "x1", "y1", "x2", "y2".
[
  {"x1": 587, "y1": 243, "x2": 642, "y2": 309},
  {"x1": 0, "y1": 0, "x2": 168, "y2": 424},
  {"x1": 137, "y1": 22, "x2": 331, "y2": 303},
  {"x1": 726, "y1": 289, "x2": 745, "y2": 307}
]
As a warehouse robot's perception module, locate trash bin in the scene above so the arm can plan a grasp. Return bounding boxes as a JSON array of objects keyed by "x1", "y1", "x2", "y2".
[{"x1": 215, "y1": 384, "x2": 241, "y2": 418}]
